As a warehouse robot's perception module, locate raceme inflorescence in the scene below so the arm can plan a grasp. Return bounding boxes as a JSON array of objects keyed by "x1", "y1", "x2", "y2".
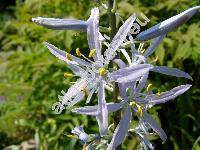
[{"x1": 32, "y1": 2, "x2": 199, "y2": 150}]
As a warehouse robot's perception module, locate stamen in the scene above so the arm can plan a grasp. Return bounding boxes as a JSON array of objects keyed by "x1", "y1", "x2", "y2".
[
  {"x1": 108, "y1": 26, "x2": 111, "y2": 32},
  {"x1": 80, "y1": 87, "x2": 88, "y2": 96},
  {"x1": 147, "y1": 83, "x2": 152, "y2": 91},
  {"x1": 151, "y1": 55, "x2": 158, "y2": 63},
  {"x1": 66, "y1": 53, "x2": 72, "y2": 61},
  {"x1": 67, "y1": 134, "x2": 76, "y2": 139},
  {"x1": 98, "y1": 67, "x2": 106, "y2": 76},
  {"x1": 141, "y1": 48, "x2": 146, "y2": 53},
  {"x1": 76, "y1": 48, "x2": 81, "y2": 57},
  {"x1": 64, "y1": 72, "x2": 74, "y2": 77},
  {"x1": 154, "y1": 56, "x2": 158, "y2": 62},
  {"x1": 130, "y1": 102, "x2": 143, "y2": 118},
  {"x1": 82, "y1": 144, "x2": 86, "y2": 150},
  {"x1": 81, "y1": 54, "x2": 94, "y2": 63},
  {"x1": 138, "y1": 43, "x2": 144, "y2": 52},
  {"x1": 156, "y1": 91, "x2": 161, "y2": 97},
  {"x1": 88, "y1": 49, "x2": 96, "y2": 58}
]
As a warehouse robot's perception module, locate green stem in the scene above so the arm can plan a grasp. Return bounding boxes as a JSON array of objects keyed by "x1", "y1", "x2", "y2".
[
  {"x1": 108, "y1": 1, "x2": 121, "y2": 150},
  {"x1": 108, "y1": 0, "x2": 117, "y2": 39}
]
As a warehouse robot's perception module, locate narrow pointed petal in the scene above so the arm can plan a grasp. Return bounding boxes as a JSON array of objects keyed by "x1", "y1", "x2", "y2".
[
  {"x1": 107, "y1": 101, "x2": 125, "y2": 112},
  {"x1": 72, "y1": 101, "x2": 124, "y2": 116},
  {"x1": 86, "y1": 88, "x2": 95, "y2": 104},
  {"x1": 151, "y1": 66, "x2": 193, "y2": 80},
  {"x1": 32, "y1": 17, "x2": 87, "y2": 30},
  {"x1": 135, "y1": 6, "x2": 200, "y2": 41},
  {"x1": 44, "y1": 42, "x2": 91, "y2": 67},
  {"x1": 113, "y1": 59, "x2": 126, "y2": 69},
  {"x1": 66, "y1": 92, "x2": 85, "y2": 109},
  {"x1": 99, "y1": 32, "x2": 105, "y2": 42},
  {"x1": 52, "y1": 81, "x2": 86, "y2": 113},
  {"x1": 137, "y1": 132, "x2": 154, "y2": 150},
  {"x1": 104, "y1": 15, "x2": 136, "y2": 63},
  {"x1": 111, "y1": 64, "x2": 153, "y2": 83},
  {"x1": 149, "y1": 84, "x2": 192, "y2": 104},
  {"x1": 87, "y1": 7, "x2": 101, "y2": 60},
  {"x1": 135, "y1": 72, "x2": 149, "y2": 93},
  {"x1": 72, "y1": 106, "x2": 99, "y2": 116},
  {"x1": 44, "y1": 42, "x2": 73, "y2": 63},
  {"x1": 96, "y1": 82, "x2": 108, "y2": 136},
  {"x1": 118, "y1": 83, "x2": 128, "y2": 100},
  {"x1": 71, "y1": 126, "x2": 89, "y2": 142},
  {"x1": 62, "y1": 79, "x2": 87, "y2": 107},
  {"x1": 143, "y1": 112, "x2": 167, "y2": 143},
  {"x1": 44, "y1": 42, "x2": 82, "y2": 75},
  {"x1": 108, "y1": 107, "x2": 132, "y2": 150},
  {"x1": 44, "y1": 42, "x2": 82, "y2": 74},
  {"x1": 144, "y1": 35, "x2": 165, "y2": 57}
]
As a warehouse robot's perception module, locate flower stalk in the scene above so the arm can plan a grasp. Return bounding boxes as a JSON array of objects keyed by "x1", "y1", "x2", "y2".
[{"x1": 108, "y1": 0, "x2": 121, "y2": 149}]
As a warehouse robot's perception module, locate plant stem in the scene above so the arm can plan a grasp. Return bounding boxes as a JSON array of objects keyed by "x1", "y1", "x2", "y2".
[
  {"x1": 108, "y1": 0, "x2": 121, "y2": 150},
  {"x1": 108, "y1": 0, "x2": 117, "y2": 39}
]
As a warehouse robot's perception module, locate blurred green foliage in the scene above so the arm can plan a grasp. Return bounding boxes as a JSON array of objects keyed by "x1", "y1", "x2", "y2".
[{"x1": 0, "y1": 0, "x2": 199, "y2": 149}]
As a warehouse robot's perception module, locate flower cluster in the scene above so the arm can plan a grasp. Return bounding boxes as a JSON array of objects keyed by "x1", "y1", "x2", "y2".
[{"x1": 32, "y1": 4, "x2": 199, "y2": 150}]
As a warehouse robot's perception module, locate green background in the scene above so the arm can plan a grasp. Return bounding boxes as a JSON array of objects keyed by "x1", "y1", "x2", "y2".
[{"x1": 0, "y1": 0, "x2": 199, "y2": 149}]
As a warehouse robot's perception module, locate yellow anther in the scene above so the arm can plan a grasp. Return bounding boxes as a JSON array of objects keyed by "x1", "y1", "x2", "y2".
[
  {"x1": 130, "y1": 101, "x2": 136, "y2": 106},
  {"x1": 82, "y1": 144, "x2": 87, "y2": 150},
  {"x1": 138, "y1": 43, "x2": 144, "y2": 52},
  {"x1": 98, "y1": 67, "x2": 106, "y2": 76},
  {"x1": 130, "y1": 102, "x2": 143, "y2": 118},
  {"x1": 64, "y1": 72, "x2": 74, "y2": 77},
  {"x1": 108, "y1": 26, "x2": 111, "y2": 32},
  {"x1": 156, "y1": 91, "x2": 161, "y2": 97},
  {"x1": 89, "y1": 49, "x2": 96, "y2": 58},
  {"x1": 67, "y1": 134, "x2": 76, "y2": 139},
  {"x1": 137, "y1": 107, "x2": 143, "y2": 118},
  {"x1": 151, "y1": 56, "x2": 158, "y2": 63},
  {"x1": 147, "y1": 83, "x2": 152, "y2": 91},
  {"x1": 66, "y1": 53, "x2": 72, "y2": 61},
  {"x1": 80, "y1": 87, "x2": 88, "y2": 96},
  {"x1": 141, "y1": 48, "x2": 146, "y2": 54},
  {"x1": 76, "y1": 48, "x2": 81, "y2": 57}
]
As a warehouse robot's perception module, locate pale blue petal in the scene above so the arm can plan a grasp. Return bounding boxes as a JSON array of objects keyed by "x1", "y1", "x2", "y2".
[
  {"x1": 44, "y1": 42, "x2": 73, "y2": 63},
  {"x1": 149, "y1": 84, "x2": 192, "y2": 104},
  {"x1": 135, "y1": 6, "x2": 200, "y2": 41},
  {"x1": 134, "y1": 72, "x2": 149, "y2": 94},
  {"x1": 45, "y1": 44, "x2": 82, "y2": 74},
  {"x1": 108, "y1": 107, "x2": 132, "y2": 150},
  {"x1": 44, "y1": 42, "x2": 92, "y2": 68},
  {"x1": 137, "y1": 132, "x2": 154, "y2": 150},
  {"x1": 104, "y1": 15, "x2": 136, "y2": 63},
  {"x1": 71, "y1": 126, "x2": 89, "y2": 142},
  {"x1": 118, "y1": 81, "x2": 137, "y2": 100},
  {"x1": 66, "y1": 92, "x2": 85, "y2": 109},
  {"x1": 151, "y1": 66, "x2": 193, "y2": 80},
  {"x1": 143, "y1": 112, "x2": 167, "y2": 143},
  {"x1": 107, "y1": 101, "x2": 125, "y2": 112},
  {"x1": 72, "y1": 102, "x2": 124, "y2": 116},
  {"x1": 32, "y1": 17, "x2": 87, "y2": 30},
  {"x1": 111, "y1": 64, "x2": 153, "y2": 83},
  {"x1": 118, "y1": 83, "x2": 128, "y2": 100},
  {"x1": 113, "y1": 59, "x2": 126, "y2": 68},
  {"x1": 62, "y1": 79, "x2": 87, "y2": 108},
  {"x1": 99, "y1": 32, "x2": 105, "y2": 42},
  {"x1": 86, "y1": 88, "x2": 96, "y2": 104},
  {"x1": 144, "y1": 35, "x2": 165, "y2": 57},
  {"x1": 96, "y1": 82, "x2": 108, "y2": 136},
  {"x1": 87, "y1": 7, "x2": 101, "y2": 60},
  {"x1": 72, "y1": 106, "x2": 98, "y2": 116}
]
